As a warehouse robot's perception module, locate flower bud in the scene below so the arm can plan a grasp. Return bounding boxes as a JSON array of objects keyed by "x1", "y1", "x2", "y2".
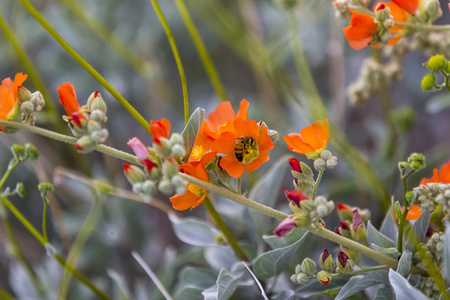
[
  {"x1": 90, "y1": 109, "x2": 106, "y2": 123},
  {"x1": 326, "y1": 156, "x2": 338, "y2": 169},
  {"x1": 301, "y1": 258, "x2": 316, "y2": 276},
  {"x1": 20, "y1": 101, "x2": 35, "y2": 114},
  {"x1": 132, "y1": 182, "x2": 143, "y2": 194},
  {"x1": 314, "y1": 158, "x2": 327, "y2": 171},
  {"x1": 320, "y1": 150, "x2": 332, "y2": 160},
  {"x1": 169, "y1": 133, "x2": 184, "y2": 147},
  {"x1": 425, "y1": 0, "x2": 443, "y2": 20},
  {"x1": 16, "y1": 86, "x2": 31, "y2": 103},
  {"x1": 38, "y1": 183, "x2": 54, "y2": 196},
  {"x1": 283, "y1": 187, "x2": 309, "y2": 207},
  {"x1": 421, "y1": 74, "x2": 435, "y2": 91},
  {"x1": 123, "y1": 163, "x2": 146, "y2": 184},
  {"x1": 128, "y1": 137, "x2": 151, "y2": 161},
  {"x1": 339, "y1": 220, "x2": 352, "y2": 238},
  {"x1": 162, "y1": 158, "x2": 179, "y2": 178},
  {"x1": 31, "y1": 92, "x2": 45, "y2": 111},
  {"x1": 15, "y1": 182, "x2": 26, "y2": 198},
  {"x1": 351, "y1": 209, "x2": 367, "y2": 243},
  {"x1": 299, "y1": 199, "x2": 315, "y2": 214},
  {"x1": 142, "y1": 180, "x2": 156, "y2": 197},
  {"x1": 317, "y1": 205, "x2": 329, "y2": 218},
  {"x1": 158, "y1": 178, "x2": 173, "y2": 195},
  {"x1": 288, "y1": 158, "x2": 302, "y2": 173},
  {"x1": 336, "y1": 251, "x2": 354, "y2": 273},
  {"x1": 24, "y1": 143, "x2": 39, "y2": 160},
  {"x1": 11, "y1": 144, "x2": 26, "y2": 161},
  {"x1": 90, "y1": 128, "x2": 109, "y2": 143},
  {"x1": 408, "y1": 153, "x2": 426, "y2": 170},
  {"x1": 87, "y1": 91, "x2": 107, "y2": 113},
  {"x1": 317, "y1": 270, "x2": 332, "y2": 285},
  {"x1": 295, "y1": 264, "x2": 302, "y2": 274},
  {"x1": 75, "y1": 135, "x2": 96, "y2": 153},
  {"x1": 296, "y1": 273, "x2": 310, "y2": 285},
  {"x1": 337, "y1": 203, "x2": 353, "y2": 221},
  {"x1": 87, "y1": 120, "x2": 101, "y2": 133},
  {"x1": 426, "y1": 54, "x2": 447, "y2": 72},
  {"x1": 171, "y1": 144, "x2": 186, "y2": 158},
  {"x1": 268, "y1": 130, "x2": 278, "y2": 144},
  {"x1": 319, "y1": 248, "x2": 335, "y2": 272},
  {"x1": 154, "y1": 139, "x2": 172, "y2": 159},
  {"x1": 274, "y1": 217, "x2": 298, "y2": 237},
  {"x1": 314, "y1": 196, "x2": 328, "y2": 207}
]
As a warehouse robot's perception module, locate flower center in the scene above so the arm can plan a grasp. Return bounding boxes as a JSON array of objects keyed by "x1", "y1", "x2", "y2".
[
  {"x1": 188, "y1": 184, "x2": 207, "y2": 198},
  {"x1": 234, "y1": 136, "x2": 259, "y2": 164},
  {"x1": 191, "y1": 145, "x2": 206, "y2": 161}
]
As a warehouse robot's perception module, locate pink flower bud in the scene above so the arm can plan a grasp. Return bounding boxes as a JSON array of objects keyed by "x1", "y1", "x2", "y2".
[
  {"x1": 273, "y1": 217, "x2": 297, "y2": 237},
  {"x1": 128, "y1": 137, "x2": 151, "y2": 162},
  {"x1": 288, "y1": 158, "x2": 302, "y2": 173}
]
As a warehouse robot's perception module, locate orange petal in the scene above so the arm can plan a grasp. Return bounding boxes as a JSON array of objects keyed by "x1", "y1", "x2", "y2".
[
  {"x1": 283, "y1": 133, "x2": 316, "y2": 154},
  {"x1": 438, "y1": 160, "x2": 450, "y2": 184},
  {"x1": 391, "y1": 0, "x2": 419, "y2": 15},
  {"x1": 219, "y1": 155, "x2": 246, "y2": 178},
  {"x1": 170, "y1": 190, "x2": 201, "y2": 211},
  {"x1": 235, "y1": 99, "x2": 249, "y2": 121},
  {"x1": 208, "y1": 101, "x2": 235, "y2": 129},
  {"x1": 150, "y1": 118, "x2": 171, "y2": 143},
  {"x1": 420, "y1": 169, "x2": 440, "y2": 185},
  {"x1": 211, "y1": 131, "x2": 238, "y2": 156},
  {"x1": 13, "y1": 73, "x2": 28, "y2": 101},
  {"x1": 58, "y1": 82, "x2": 81, "y2": 116},
  {"x1": 0, "y1": 86, "x2": 14, "y2": 120},
  {"x1": 404, "y1": 204, "x2": 423, "y2": 220},
  {"x1": 344, "y1": 12, "x2": 378, "y2": 50}
]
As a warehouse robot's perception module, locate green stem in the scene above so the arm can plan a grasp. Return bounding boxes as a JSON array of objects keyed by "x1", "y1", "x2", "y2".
[
  {"x1": 150, "y1": 0, "x2": 189, "y2": 125},
  {"x1": 174, "y1": 0, "x2": 228, "y2": 102},
  {"x1": 397, "y1": 169, "x2": 414, "y2": 253},
  {"x1": 308, "y1": 226, "x2": 427, "y2": 275},
  {"x1": 0, "y1": 286, "x2": 14, "y2": 300},
  {"x1": 18, "y1": 0, "x2": 151, "y2": 132},
  {"x1": 0, "y1": 160, "x2": 19, "y2": 190},
  {"x1": 42, "y1": 198, "x2": 49, "y2": 243},
  {"x1": 203, "y1": 197, "x2": 248, "y2": 261},
  {"x1": 416, "y1": 246, "x2": 450, "y2": 299},
  {"x1": 237, "y1": 177, "x2": 242, "y2": 194},
  {"x1": 395, "y1": 22, "x2": 450, "y2": 31},
  {"x1": 58, "y1": 197, "x2": 103, "y2": 300},
  {"x1": 332, "y1": 265, "x2": 388, "y2": 278},
  {"x1": 312, "y1": 171, "x2": 324, "y2": 199},
  {"x1": 1, "y1": 197, "x2": 110, "y2": 300}
]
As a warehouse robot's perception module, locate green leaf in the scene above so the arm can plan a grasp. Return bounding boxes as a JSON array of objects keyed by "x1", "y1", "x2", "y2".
[
  {"x1": 370, "y1": 244, "x2": 400, "y2": 258},
  {"x1": 174, "y1": 266, "x2": 217, "y2": 300},
  {"x1": 294, "y1": 277, "x2": 351, "y2": 298},
  {"x1": 367, "y1": 221, "x2": 395, "y2": 248},
  {"x1": 262, "y1": 235, "x2": 285, "y2": 249},
  {"x1": 405, "y1": 211, "x2": 430, "y2": 253},
  {"x1": 272, "y1": 290, "x2": 295, "y2": 300},
  {"x1": 389, "y1": 269, "x2": 428, "y2": 300},
  {"x1": 335, "y1": 270, "x2": 388, "y2": 300},
  {"x1": 107, "y1": 269, "x2": 130, "y2": 300},
  {"x1": 396, "y1": 251, "x2": 412, "y2": 276},
  {"x1": 380, "y1": 210, "x2": 398, "y2": 246},
  {"x1": 444, "y1": 222, "x2": 450, "y2": 280},
  {"x1": 374, "y1": 286, "x2": 394, "y2": 300},
  {"x1": 216, "y1": 268, "x2": 243, "y2": 300},
  {"x1": 253, "y1": 229, "x2": 307, "y2": 280},
  {"x1": 169, "y1": 214, "x2": 219, "y2": 246},
  {"x1": 181, "y1": 108, "x2": 205, "y2": 162}
]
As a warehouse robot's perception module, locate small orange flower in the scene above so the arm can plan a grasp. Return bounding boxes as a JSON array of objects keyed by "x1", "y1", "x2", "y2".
[
  {"x1": 211, "y1": 118, "x2": 274, "y2": 178},
  {"x1": 0, "y1": 73, "x2": 28, "y2": 120},
  {"x1": 57, "y1": 82, "x2": 81, "y2": 117},
  {"x1": 402, "y1": 204, "x2": 423, "y2": 220},
  {"x1": 205, "y1": 99, "x2": 249, "y2": 140},
  {"x1": 150, "y1": 118, "x2": 171, "y2": 145},
  {"x1": 420, "y1": 160, "x2": 450, "y2": 185},
  {"x1": 170, "y1": 152, "x2": 216, "y2": 210},
  {"x1": 283, "y1": 119, "x2": 330, "y2": 158},
  {"x1": 344, "y1": 2, "x2": 407, "y2": 50},
  {"x1": 392, "y1": 0, "x2": 420, "y2": 15}
]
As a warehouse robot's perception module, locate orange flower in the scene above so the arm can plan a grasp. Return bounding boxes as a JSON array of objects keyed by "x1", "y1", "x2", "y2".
[
  {"x1": 170, "y1": 152, "x2": 216, "y2": 210},
  {"x1": 420, "y1": 160, "x2": 450, "y2": 185},
  {"x1": 211, "y1": 118, "x2": 274, "y2": 178},
  {"x1": 402, "y1": 204, "x2": 424, "y2": 220},
  {"x1": 344, "y1": 2, "x2": 407, "y2": 50},
  {"x1": 283, "y1": 119, "x2": 330, "y2": 158},
  {"x1": 0, "y1": 73, "x2": 28, "y2": 120},
  {"x1": 392, "y1": 0, "x2": 420, "y2": 15},
  {"x1": 57, "y1": 82, "x2": 81, "y2": 117},
  {"x1": 150, "y1": 118, "x2": 171, "y2": 145}
]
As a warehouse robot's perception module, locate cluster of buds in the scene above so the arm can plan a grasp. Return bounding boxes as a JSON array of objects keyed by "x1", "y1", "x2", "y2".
[
  {"x1": 415, "y1": 232, "x2": 444, "y2": 263},
  {"x1": 372, "y1": 3, "x2": 395, "y2": 46},
  {"x1": 65, "y1": 91, "x2": 109, "y2": 153},
  {"x1": 347, "y1": 57, "x2": 403, "y2": 105},
  {"x1": 418, "y1": 276, "x2": 441, "y2": 300},
  {"x1": 290, "y1": 258, "x2": 317, "y2": 285},
  {"x1": 413, "y1": 183, "x2": 450, "y2": 215},
  {"x1": 125, "y1": 135, "x2": 187, "y2": 202},
  {"x1": 313, "y1": 150, "x2": 338, "y2": 172},
  {"x1": 412, "y1": 32, "x2": 450, "y2": 58},
  {"x1": 17, "y1": 87, "x2": 45, "y2": 126},
  {"x1": 421, "y1": 54, "x2": 450, "y2": 92},
  {"x1": 415, "y1": 0, "x2": 442, "y2": 23}
]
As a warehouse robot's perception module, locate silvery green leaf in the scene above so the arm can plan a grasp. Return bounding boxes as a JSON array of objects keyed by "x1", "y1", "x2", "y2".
[
  {"x1": 107, "y1": 269, "x2": 130, "y2": 300},
  {"x1": 368, "y1": 221, "x2": 395, "y2": 248},
  {"x1": 294, "y1": 277, "x2": 351, "y2": 298},
  {"x1": 374, "y1": 285, "x2": 393, "y2": 300},
  {"x1": 335, "y1": 270, "x2": 388, "y2": 300},
  {"x1": 253, "y1": 230, "x2": 308, "y2": 280},
  {"x1": 174, "y1": 267, "x2": 217, "y2": 299},
  {"x1": 216, "y1": 268, "x2": 243, "y2": 300},
  {"x1": 202, "y1": 285, "x2": 218, "y2": 300},
  {"x1": 181, "y1": 108, "x2": 205, "y2": 162},
  {"x1": 262, "y1": 235, "x2": 285, "y2": 249},
  {"x1": 405, "y1": 212, "x2": 430, "y2": 253},
  {"x1": 380, "y1": 210, "x2": 398, "y2": 246},
  {"x1": 370, "y1": 244, "x2": 401, "y2": 258},
  {"x1": 396, "y1": 251, "x2": 412, "y2": 276},
  {"x1": 444, "y1": 222, "x2": 450, "y2": 280},
  {"x1": 169, "y1": 214, "x2": 219, "y2": 246},
  {"x1": 272, "y1": 290, "x2": 295, "y2": 300},
  {"x1": 389, "y1": 269, "x2": 428, "y2": 300},
  {"x1": 205, "y1": 246, "x2": 239, "y2": 271}
]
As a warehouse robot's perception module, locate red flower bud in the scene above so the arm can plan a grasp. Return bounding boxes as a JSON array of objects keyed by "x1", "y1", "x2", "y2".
[
  {"x1": 274, "y1": 217, "x2": 297, "y2": 237},
  {"x1": 352, "y1": 209, "x2": 364, "y2": 232},
  {"x1": 338, "y1": 251, "x2": 349, "y2": 267},
  {"x1": 288, "y1": 158, "x2": 302, "y2": 173}
]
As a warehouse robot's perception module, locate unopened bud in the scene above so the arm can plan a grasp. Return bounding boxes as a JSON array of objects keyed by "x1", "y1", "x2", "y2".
[
  {"x1": 317, "y1": 205, "x2": 329, "y2": 218},
  {"x1": 320, "y1": 150, "x2": 332, "y2": 160},
  {"x1": 327, "y1": 156, "x2": 338, "y2": 169},
  {"x1": 90, "y1": 128, "x2": 109, "y2": 143},
  {"x1": 20, "y1": 101, "x2": 35, "y2": 114},
  {"x1": 162, "y1": 159, "x2": 179, "y2": 178},
  {"x1": 268, "y1": 130, "x2": 278, "y2": 144},
  {"x1": 426, "y1": 54, "x2": 447, "y2": 72},
  {"x1": 24, "y1": 143, "x2": 39, "y2": 160},
  {"x1": 17, "y1": 86, "x2": 32, "y2": 103},
  {"x1": 154, "y1": 139, "x2": 172, "y2": 159},
  {"x1": 296, "y1": 273, "x2": 310, "y2": 285},
  {"x1": 337, "y1": 251, "x2": 354, "y2": 273},
  {"x1": 90, "y1": 109, "x2": 106, "y2": 123},
  {"x1": 142, "y1": 180, "x2": 156, "y2": 196},
  {"x1": 171, "y1": 144, "x2": 186, "y2": 157},
  {"x1": 31, "y1": 92, "x2": 45, "y2": 111},
  {"x1": 169, "y1": 133, "x2": 184, "y2": 147},
  {"x1": 301, "y1": 258, "x2": 316, "y2": 276},
  {"x1": 425, "y1": 0, "x2": 442, "y2": 19},
  {"x1": 11, "y1": 144, "x2": 26, "y2": 161},
  {"x1": 15, "y1": 182, "x2": 26, "y2": 198},
  {"x1": 123, "y1": 163, "x2": 146, "y2": 184},
  {"x1": 314, "y1": 196, "x2": 328, "y2": 207},
  {"x1": 75, "y1": 135, "x2": 95, "y2": 153},
  {"x1": 408, "y1": 153, "x2": 426, "y2": 170},
  {"x1": 38, "y1": 183, "x2": 54, "y2": 196},
  {"x1": 317, "y1": 270, "x2": 332, "y2": 285},
  {"x1": 314, "y1": 158, "x2": 327, "y2": 171},
  {"x1": 320, "y1": 248, "x2": 335, "y2": 272},
  {"x1": 158, "y1": 179, "x2": 173, "y2": 195},
  {"x1": 337, "y1": 203, "x2": 353, "y2": 222}
]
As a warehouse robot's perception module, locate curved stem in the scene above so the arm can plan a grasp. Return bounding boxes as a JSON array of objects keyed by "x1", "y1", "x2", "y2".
[
  {"x1": 332, "y1": 265, "x2": 388, "y2": 278},
  {"x1": 150, "y1": 0, "x2": 189, "y2": 125},
  {"x1": 203, "y1": 197, "x2": 248, "y2": 261},
  {"x1": 18, "y1": 0, "x2": 151, "y2": 132},
  {"x1": 395, "y1": 22, "x2": 450, "y2": 31},
  {"x1": 174, "y1": 0, "x2": 228, "y2": 102},
  {"x1": 312, "y1": 171, "x2": 324, "y2": 199}
]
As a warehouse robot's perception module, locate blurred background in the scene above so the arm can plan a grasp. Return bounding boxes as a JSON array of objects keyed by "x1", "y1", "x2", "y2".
[{"x1": 1, "y1": 0, "x2": 450, "y2": 298}]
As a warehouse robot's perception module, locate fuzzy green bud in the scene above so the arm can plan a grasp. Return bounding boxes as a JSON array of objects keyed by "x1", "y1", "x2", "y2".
[
  {"x1": 162, "y1": 159, "x2": 179, "y2": 178},
  {"x1": 317, "y1": 270, "x2": 332, "y2": 285},
  {"x1": 90, "y1": 110, "x2": 106, "y2": 123},
  {"x1": 87, "y1": 91, "x2": 107, "y2": 113},
  {"x1": 408, "y1": 153, "x2": 426, "y2": 170},
  {"x1": 337, "y1": 251, "x2": 354, "y2": 273},
  {"x1": 426, "y1": 54, "x2": 447, "y2": 72},
  {"x1": 17, "y1": 86, "x2": 32, "y2": 103},
  {"x1": 320, "y1": 150, "x2": 332, "y2": 160},
  {"x1": 38, "y1": 183, "x2": 54, "y2": 196},
  {"x1": 24, "y1": 143, "x2": 39, "y2": 160},
  {"x1": 11, "y1": 144, "x2": 26, "y2": 161},
  {"x1": 317, "y1": 205, "x2": 329, "y2": 218},
  {"x1": 398, "y1": 161, "x2": 410, "y2": 171},
  {"x1": 295, "y1": 273, "x2": 310, "y2": 285},
  {"x1": 326, "y1": 156, "x2": 338, "y2": 169},
  {"x1": 142, "y1": 180, "x2": 156, "y2": 197},
  {"x1": 158, "y1": 179, "x2": 173, "y2": 195},
  {"x1": 90, "y1": 128, "x2": 109, "y2": 143},
  {"x1": 314, "y1": 196, "x2": 328, "y2": 207},
  {"x1": 295, "y1": 264, "x2": 302, "y2": 274},
  {"x1": 301, "y1": 258, "x2": 316, "y2": 276},
  {"x1": 75, "y1": 135, "x2": 96, "y2": 153},
  {"x1": 293, "y1": 212, "x2": 312, "y2": 228},
  {"x1": 299, "y1": 199, "x2": 315, "y2": 214},
  {"x1": 132, "y1": 182, "x2": 143, "y2": 194},
  {"x1": 171, "y1": 144, "x2": 186, "y2": 158},
  {"x1": 314, "y1": 158, "x2": 327, "y2": 172},
  {"x1": 20, "y1": 101, "x2": 35, "y2": 114},
  {"x1": 87, "y1": 120, "x2": 101, "y2": 133},
  {"x1": 123, "y1": 164, "x2": 146, "y2": 184},
  {"x1": 31, "y1": 92, "x2": 45, "y2": 111},
  {"x1": 341, "y1": 245, "x2": 361, "y2": 264},
  {"x1": 268, "y1": 130, "x2": 278, "y2": 144},
  {"x1": 15, "y1": 182, "x2": 26, "y2": 198},
  {"x1": 319, "y1": 249, "x2": 335, "y2": 272},
  {"x1": 154, "y1": 139, "x2": 172, "y2": 159}
]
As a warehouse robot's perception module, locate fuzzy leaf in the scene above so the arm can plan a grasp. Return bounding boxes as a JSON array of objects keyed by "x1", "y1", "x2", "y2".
[
  {"x1": 370, "y1": 244, "x2": 400, "y2": 258},
  {"x1": 374, "y1": 285, "x2": 393, "y2": 300},
  {"x1": 181, "y1": 108, "x2": 205, "y2": 162},
  {"x1": 380, "y1": 210, "x2": 398, "y2": 246},
  {"x1": 405, "y1": 211, "x2": 430, "y2": 253},
  {"x1": 335, "y1": 270, "x2": 388, "y2": 300},
  {"x1": 216, "y1": 268, "x2": 243, "y2": 300},
  {"x1": 368, "y1": 221, "x2": 395, "y2": 248},
  {"x1": 396, "y1": 251, "x2": 412, "y2": 276},
  {"x1": 444, "y1": 222, "x2": 450, "y2": 280},
  {"x1": 272, "y1": 290, "x2": 295, "y2": 300},
  {"x1": 253, "y1": 230, "x2": 308, "y2": 280},
  {"x1": 389, "y1": 269, "x2": 428, "y2": 300},
  {"x1": 169, "y1": 214, "x2": 219, "y2": 246}
]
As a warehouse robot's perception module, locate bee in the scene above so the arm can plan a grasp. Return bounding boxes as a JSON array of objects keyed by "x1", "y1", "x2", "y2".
[{"x1": 234, "y1": 136, "x2": 255, "y2": 162}]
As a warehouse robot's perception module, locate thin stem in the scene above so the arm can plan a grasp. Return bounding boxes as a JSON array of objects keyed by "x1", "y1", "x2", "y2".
[
  {"x1": 332, "y1": 265, "x2": 388, "y2": 278},
  {"x1": 203, "y1": 197, "x2": 248, "y2": 261},
  {"x1": 174, "y1": 0, "x2": 228, "y2": 102},
  {"x1": 18, "y1": 0, "x2": 151, "y2": 132},
  {"x1": 42, "y1": 197, "x2": 49, "y2": 242},
  {"x1": 398, "y1": 169, "x2": 414, "y2": 253},
  {"x1": 237, "y1": 177, "x2": 242, "y2": 195},
  {"x1": 0, "y1": 286, "x2": 15, "y2": 300},
  {"x1": 312, "y1": 171, "x2": 324, "y2": 199},
  {"x1": 395, "y1": 22, "x2": 450, "y2": 31},
  {"x1": 150, "y1": 0, "x2": 189, "y2": 125},
  {"x1": 0, "y1": 159, "x2": 19, "y2": 190},
  {"x1": 1, "y1": 197, "x2": 111, "y2": 300},
  {"x1": 180, "y1": 173, "x2": 288, "y2": 220}
]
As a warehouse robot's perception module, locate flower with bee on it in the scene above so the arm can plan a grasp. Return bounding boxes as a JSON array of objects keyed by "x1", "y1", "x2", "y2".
[{"x1": 211, "y1": 118, "x2": 274, "y2": 178}]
